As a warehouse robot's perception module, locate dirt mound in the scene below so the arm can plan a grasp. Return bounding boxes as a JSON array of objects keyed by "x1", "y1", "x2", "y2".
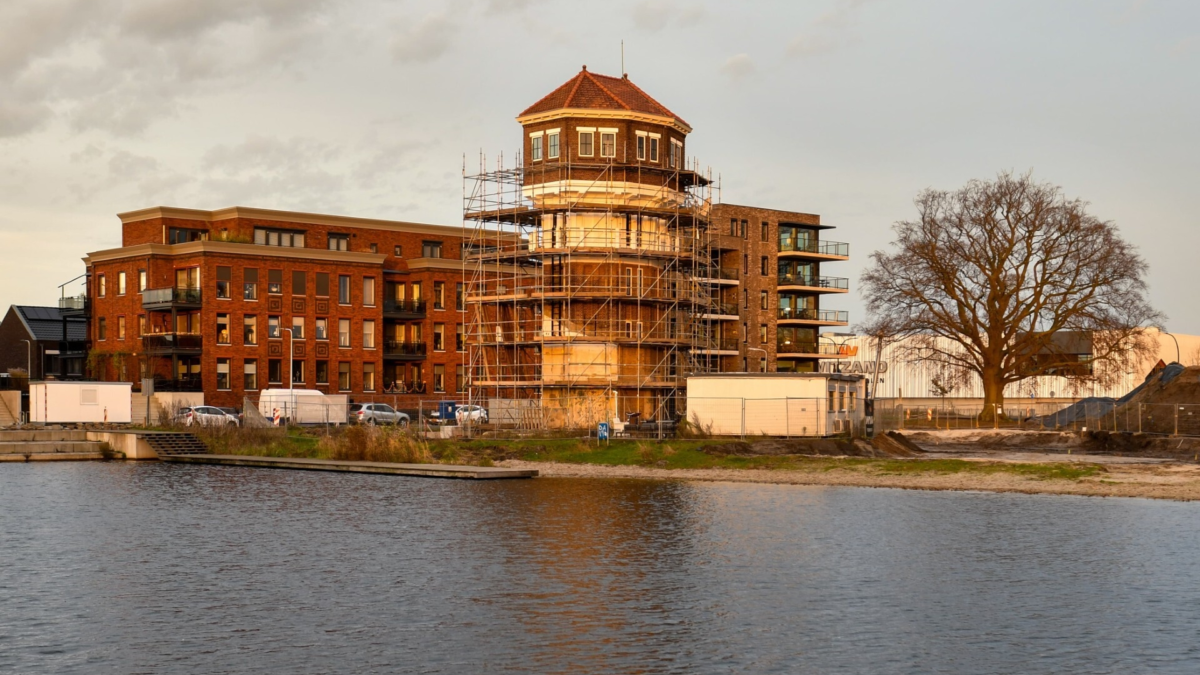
[
  {"x1": 872, "y1": 431, "x2": 923, "y2": 457},
  {"x1": 1123, "y1": 365, "x2": 1200, "y2": 406},
  {"x1": 702, "y1": 438, "x2": 870, "y2": 457},
  {"x1": 900, "y1": 429, "x2": 1081, "y2": 449},
  {"x1": 1082, "y1": 431, "x2": 1200, "y2": 462}
]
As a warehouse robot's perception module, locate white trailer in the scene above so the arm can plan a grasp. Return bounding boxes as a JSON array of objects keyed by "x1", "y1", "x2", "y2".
[
  {"x1": 258, "y1": 389, "x2": 348, "y2": 425},
  {"x1": 30, "y1": 381, "x2": 133, "y2": 424}
]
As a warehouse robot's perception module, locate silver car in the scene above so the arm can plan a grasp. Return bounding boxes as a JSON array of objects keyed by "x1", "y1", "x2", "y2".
[
  {"x1": 176, "y1": 406, "x2": 240, "y2": 427},
  {"x1": 355, "y1": 403, "x2": 410, "y2": 426}
]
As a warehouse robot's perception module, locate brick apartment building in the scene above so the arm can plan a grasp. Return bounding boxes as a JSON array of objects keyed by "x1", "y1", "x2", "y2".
[
  {"x1": 80, "y1": 207, "x2": 474, "y2": 408},
  {"x1": 73, "y1": 69, "x2": 849, "y2": 414}
]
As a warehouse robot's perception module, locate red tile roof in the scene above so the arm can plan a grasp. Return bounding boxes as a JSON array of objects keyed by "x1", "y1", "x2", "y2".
[{"x1": 519, "y1": 67, "x2": 689, "y2": 129}]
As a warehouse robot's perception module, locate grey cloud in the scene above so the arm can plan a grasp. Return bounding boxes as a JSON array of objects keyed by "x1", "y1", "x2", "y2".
[
  {"x1": 632, "y1": 0, "x2": 705, "y2": 32},
  {"x1": 391, "y1": 12, "x2": 457, "y2": 63},
  {"x1": 786, "y1": 0, "x2": 875, "y2": 58},
  {"x1": 720, "y1": 53, "x2": 755, "y2": 81},
  {"x1": 203, "y1": 135, "x2": 343, "y2": 174}
]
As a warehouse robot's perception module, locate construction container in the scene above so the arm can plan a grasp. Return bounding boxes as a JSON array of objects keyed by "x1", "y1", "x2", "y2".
[{"x1": 29, "y1": 381, "x2": 132, "y2": 424}]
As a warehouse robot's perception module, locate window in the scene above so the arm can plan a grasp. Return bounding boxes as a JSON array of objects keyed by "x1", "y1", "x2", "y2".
[
  {"x1": 292, "y1": 316, "x2": 305, "y2": 340},
  {"x1": 338, "y1": 319, "x2": 350, "y2": 347},
  {"x1": 624, "y1": 268, "x2": 633, "y2": 295},
  {"x1": 600, "y1": 131, "x2": 616, "y2": 158},
  {"x1": 315, "y1": 360, "x2": 329, "y2": 385},
  {"x1": 434, "y1": 364, "x2": 445, "y2": 393},
  {"x1": 363, "y1": 277, "x2": 376, "y2": 307},
  {"x1": 456, "y1": 282, "x2": 464, "y2": 311},
  {"x1": 255, "y1": 228, "x2": 305, "y2": 248},
  {"x1": 743, "y1": 288, "x2": 749, "y2": 308},
  {"x1": 168, "y1": 227, "x2": 207, "y2": 244},
  {"x1": 338, "y1": 362, "x2": 351, "y2": 391},
  {"x1": 217, "y1": 314, "x2": 230, "y2": 344},
  {"x1": 117, "y1": 316, "x2": 126, "y2": 340},
  {"x1": 547, "y1": 131, "x2": 560, "y2": 159},
  {"x1": 636, "y1": 133, "x2": 646, "y2": 160},
  {"x1": 138, "y1": 315, "x2": 146, "y2": 337},
  {"x1": 244, "y1": 268, "x2": 258, "y2": 300},
  {"x1": 760, "y1": 325, "x2": 768, "y2": 344},
  {"x1": 138, "y1": 269, "x2": 147, "y2": 292},
  {"x1": 433, "y1": 323, "x2": 445, "y2": 351},
  {"x1": 117, "y1": 272, "x2": 126, "y2": 296},
  {"x1": 243, "y1": 315, "x2": 257, "y2": 345},
  {"x1": 268, "y1": 359, "x2": 282, "y2": 384},
  {"x1": 363, "y1": 363, "x2": 375, "y2": 392},
  {"x1": 741, "y1": 219, "x2": 748, "y2": 239},
  {"x1": 268, "y1": 316, "x2": 280, "y2": 339},
  {"x1": 244, "y1": 360, "x2": 257, "y2": 391},
  {"x1": 455, "y1": 364, "x2": 464, "y2": 393},
  {"x1": 742, "y1": 322, "x2": 748, "y2": 344},
  {"x1": 369, "y1": 243, "x2": 377, "y2": 254},
  {"x1": 176, "y1": 267, "x2": 200, "y2": 290},
  {"x1": 98, "y1": 317, "x2": 106, "y2": 340},
  {"x1": 315, "y1": 318, "x2": 327, "y2": 340},
  {"x1": 578, "y1": 130, "x2": 594, "y2": 157},
  {"x1": 338, "y1": 275, "x2": 350, "y2": 304},
  {"x1": 411, "y1": 282, "x2": 422, "y2": 304},
  {"x1": 268, "y1": 270, "x2": 282, "y2": 295},
  {"x1": 411, "y1": 323, "x2": 422, "y2": 343},
  {"x1": 670, "y1": 138, "x2": 682, "y2": 168},
  {"x1": 363, "y1": 320, "x2": 375, "y2": 349},
  {"x1": 456, "y1": 323, "x2": 465, "y2": 352},
  {"x1": 211, "y1": 266, "x2": 228, "y2": 299},
  {"x1": 422, "y1": 240, "x2": 443, "y2": 258},
  {"x1": 649, "y1": 135, "x2": 660, "y2": 162},
  {"x1": 760, "y1": 357, "x2": 768, "y2": 373},
  {"x1": 328, "y1": 233, "x2": 349, "y2": 251},
  {"x1": 761, "y1": 256, "x2": 769, "y2": 275},
  {"x1": 393, "y1": 245, "x2": 402, "y2": 257},
  {"x1": 315, "y1": 272, "x2": 329, "y2": 297},
  {"x1": 433, "y1": 281, "x2": 445, "y2": 309},
  {"x1": 530, "y1": 134, "x2": 543, "y2": 161},
  {"x1": 292, "y1": 360, "x2": 305, "y2": 385},
  {"x1": 730, "y1": 218, "x2": 738, "y2": 236},
  {"x1": 216, "y1": 359, "x2": 230, "y2": 390},
  {"x1": 292, "y1": 271, "x2": 305, "y2": 296},
  {"x1": 760, "y1": 290, "x2": 769, "y2": 310},
  {"x1": 98, "y1": 274, "x2": 106, "y2": 298},
  {"x1": 761, "y1": 221, "x2": 769, "y2": 241}
]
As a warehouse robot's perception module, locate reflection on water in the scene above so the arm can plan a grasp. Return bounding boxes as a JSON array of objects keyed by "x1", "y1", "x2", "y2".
[{"x1": 3, "y1": 463, "x2": 1200, "y2": 674}]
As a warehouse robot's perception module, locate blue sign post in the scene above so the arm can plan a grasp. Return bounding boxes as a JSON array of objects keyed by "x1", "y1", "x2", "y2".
[{"x1": 597, "y1": 422, "x2": 610, "y2": 443}]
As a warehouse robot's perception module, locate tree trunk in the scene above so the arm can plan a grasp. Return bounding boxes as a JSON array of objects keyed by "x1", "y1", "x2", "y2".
[{"x1": 981, "y1": 370, "x2": 1005, "y2": 422}]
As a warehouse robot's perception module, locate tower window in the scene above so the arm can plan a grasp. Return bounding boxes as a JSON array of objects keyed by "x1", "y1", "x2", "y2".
[
  {"x1": 600, "y1": 132, "x2": 616, "y2": 158},
  {"x1": 578, "y1": 131, "x2": 594, "y2": 157},
  {"x1": 531, "y1": 134, "x2": 543, "y2": 162}
]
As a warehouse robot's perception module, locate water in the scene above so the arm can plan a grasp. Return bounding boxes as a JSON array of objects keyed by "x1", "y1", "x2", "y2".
[{"x1": 3, "y1": 464, "x2": 1200, "y2": 674}]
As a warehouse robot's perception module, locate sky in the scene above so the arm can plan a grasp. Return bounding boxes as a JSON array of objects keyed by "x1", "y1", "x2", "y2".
[{"x1": 1, "y1": 0, "x2": 1198, "y2": 332}]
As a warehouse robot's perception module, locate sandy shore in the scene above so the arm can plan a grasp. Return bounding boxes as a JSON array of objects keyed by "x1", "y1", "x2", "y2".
[{"x1": 498, "y1": 457, "x2": 1200, "y2": 501}]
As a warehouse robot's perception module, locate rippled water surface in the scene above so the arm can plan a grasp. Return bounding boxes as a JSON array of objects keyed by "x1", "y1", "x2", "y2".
[{"x1": 3, "y1": 463, "x2": 1200, "y2": 673}]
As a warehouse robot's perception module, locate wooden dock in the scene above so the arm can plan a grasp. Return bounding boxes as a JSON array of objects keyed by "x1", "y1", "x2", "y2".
[{"x1": 160, "y1": 454, "x2": 538, "y2": 479}]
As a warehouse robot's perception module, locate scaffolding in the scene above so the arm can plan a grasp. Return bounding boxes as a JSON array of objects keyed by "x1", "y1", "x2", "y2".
[{"x1": 463, "y1": 149, "x2": 717, "y2": 429}]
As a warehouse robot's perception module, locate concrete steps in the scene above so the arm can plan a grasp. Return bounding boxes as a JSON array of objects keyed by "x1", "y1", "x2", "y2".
[
  {"x1": 140, "y1": 432, "x2": 208, "y2": 456},
  {"x1": 0, "y1": 429, "x2": 107, "y2": 460}
]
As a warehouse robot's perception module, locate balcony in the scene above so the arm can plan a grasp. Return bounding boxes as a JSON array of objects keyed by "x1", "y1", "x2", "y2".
[
  {"x1": 151, "y1": 376, "x2": 203, "y2": 392},
  {"x1": 776, "y1": 274, "x2": 849, "y2": 292},
  {"x1": 383, "y1": 299, "x2": 427, "y2": 319},
  {"x1": 142, "y1": 287, "x2": 202, "y2": 311},
  {"x1": 701, "y1": 301, "x2": 740, "y2": 318},
  {"x1": 694, "y1": 336, "x2": 740, "y2": 353},
  {"x1": 776, "y1": 308, "x2": 849, "y2": 325},
  {"x1": 143, "y1": 332, "x2": 203, "y2": 354},
  {"x1": 58, "y1": 295, "x2": 89, "y2": 317},
  {"x1": 383, "y1": 341, "x2": 427, "y2": 361},
  {"x1": 777, "y1": 239, "x2": 850, "y2": 260},
  {"x1": 696, "y1": 267, "x2": 740, "y2": 284},
  {"x1": 776, "y1": 342, "x2": 851, "y2": 357}
]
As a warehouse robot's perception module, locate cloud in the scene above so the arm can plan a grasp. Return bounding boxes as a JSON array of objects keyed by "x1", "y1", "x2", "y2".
[
  {"x1": 786, "y1": 0, "x2": 874, "y2": 58},
  {"x1": 720, "y1": 53, "x2": 755, "y2": 81},
  {"x1": 632, "y1": 0, "x2": 705, "y2": 32},
  {"x1": 391, "y1": 12, "x2": 457, "y2": 63}
]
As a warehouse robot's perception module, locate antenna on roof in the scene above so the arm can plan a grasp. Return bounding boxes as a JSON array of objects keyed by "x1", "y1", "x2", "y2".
[{"x1": 621, "y1": 40, "x2": 625, "y2": 77}]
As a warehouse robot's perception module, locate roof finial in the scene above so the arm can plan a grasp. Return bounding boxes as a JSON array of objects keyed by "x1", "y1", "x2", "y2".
[{"x1": 581, "y1": 64, "x2": 587, "y2": 71}]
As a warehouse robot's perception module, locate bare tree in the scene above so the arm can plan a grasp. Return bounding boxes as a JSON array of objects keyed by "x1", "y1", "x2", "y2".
[{"x1": 861, "y1": 172, "x2": 1161, "y2": 419}]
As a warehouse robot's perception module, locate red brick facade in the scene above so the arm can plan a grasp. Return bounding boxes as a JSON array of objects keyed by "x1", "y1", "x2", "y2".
[{"x1": 86, "y1": 207, "x2": 471, "y2": 408}]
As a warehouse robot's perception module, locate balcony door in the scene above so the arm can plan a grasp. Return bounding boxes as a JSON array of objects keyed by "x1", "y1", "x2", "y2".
[{"x1": 175, "y1": 267, "x2": 200, "y2": 290}]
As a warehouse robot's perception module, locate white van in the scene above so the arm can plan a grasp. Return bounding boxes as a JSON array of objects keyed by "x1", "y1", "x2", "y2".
[{"x1": 258, "y1": 389, "x2": 349, "y2": 426}]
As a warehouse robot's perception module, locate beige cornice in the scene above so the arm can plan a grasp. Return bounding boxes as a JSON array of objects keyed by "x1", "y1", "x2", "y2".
[
  {"x1": 83, "y1": 241, "x2": 387, "y2": 266},
  {"x1": 516, "y1": 108, "x2": 691, "y2": 135},
  {"x1": 115, "y1": 206, "x2": 482, "y2": 239},
  {"x1": 405, "y1": 257, "x2": 524, "y2": 275}
]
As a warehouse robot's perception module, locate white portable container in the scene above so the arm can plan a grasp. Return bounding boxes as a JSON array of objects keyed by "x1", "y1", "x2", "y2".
[
  {"x1": 29, "y1": 381, "x2": 133, "y2": 424},
  {"x1": 258, "y1": 389, "x2": 348, "y2": 425}
]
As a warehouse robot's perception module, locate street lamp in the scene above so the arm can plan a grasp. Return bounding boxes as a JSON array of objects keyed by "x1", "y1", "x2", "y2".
[
  {"x1": 746, "y1": 347, "x2": 767, "y2": 372},
  {"x1": 1161, "y1": 329, "x2": 1181, "y2": 364}
]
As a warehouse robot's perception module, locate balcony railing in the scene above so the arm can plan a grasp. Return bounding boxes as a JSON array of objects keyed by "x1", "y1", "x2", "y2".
[
  {"x1": 697, "y1": 267, "x2": 740, "y2": 282},
  {"x1": 143, "y1": 287, "x2": 201, "y2": 309},
  {"x1": 143, "y1": 333, "x2": 203, "y2": 352},
  {"x1": 383, "y1": 341, "x2": 427, "y2": 358},
  {"x1": 58, "y1": 295, "x2": 89, "y2": 314},
  {"x1": 383, "y1": 299, "x2": 427, "y2": 317},
  {"x1": 776, "y1": 342, "x2": 845, "y2": 355},
  {"x1": 703, "y1": 301, "x2": 740, "y2": 317},
  {"x1": 151, "y1": 376, "x2": 203, "y2": 392},
  {"x1": 776, "y1": 308, "x2": 849, "y2": 323},
  {"x1": 697, "y1": 337, "x2": 740, "y2": 351},
  {"x1": 776, "y1": 274, "x2": 849, "y2": 290},
  {"x1": 778, "y1": 239, "x2": 850, "y2": 257}
]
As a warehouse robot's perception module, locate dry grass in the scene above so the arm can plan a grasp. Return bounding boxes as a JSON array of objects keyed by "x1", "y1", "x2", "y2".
[{"x1": 319, "y1": 425, "x2": 432, "y2": 464}]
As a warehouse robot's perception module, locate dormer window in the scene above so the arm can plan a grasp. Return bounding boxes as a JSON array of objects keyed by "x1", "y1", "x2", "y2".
[{"x1": 578, "y1": 129, "x2": 594, "y2": 157}]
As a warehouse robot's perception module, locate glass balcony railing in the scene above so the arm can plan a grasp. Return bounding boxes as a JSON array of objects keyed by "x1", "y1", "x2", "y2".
[
  {"x1": 776, "y1": 342, "x2": 844, "y2": 355},
  {"x1": 142, "y1": 333, "x2": 203, "y2": 351},
  {"x1": 776, "y1": 274, "x2": 849, "y2": 289},
  {"x1": 142, "y1": 287, "x2": 201, "y2": 307},
  {"x1": 384, "y1": 341, "x2": 427, "y2": 357},
  {"x1": 778, "y1": 239, "x2": 849, "y2": 257},
  {"x1": 776, "y1": 308, "x2": 849, "y2": 323}
]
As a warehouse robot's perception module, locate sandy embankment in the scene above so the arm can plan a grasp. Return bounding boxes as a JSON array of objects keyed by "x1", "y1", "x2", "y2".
[{"x1": 497, "y1": 457, "x2": 1200, "y2": 502}]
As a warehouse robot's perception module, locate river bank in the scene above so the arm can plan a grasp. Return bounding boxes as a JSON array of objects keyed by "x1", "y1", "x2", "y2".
[{"x1": 497, "y1": 456, "x2": 1200, "y2": 501}]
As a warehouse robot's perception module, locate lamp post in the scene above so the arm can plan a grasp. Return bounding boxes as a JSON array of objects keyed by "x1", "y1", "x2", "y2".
[
  {"x1": 746, "y1": 347, "x2": 767, "y2": 372},
  {"x1": 1162, "y1": 329, "x2": 1181, "y2": 364}
]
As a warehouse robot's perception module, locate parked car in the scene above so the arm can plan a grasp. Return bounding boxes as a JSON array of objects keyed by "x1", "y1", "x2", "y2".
[
  {"x1": 175, "y1": 406, "x2": 240, "y2": 427},
  {"x1": 217, "y1": 407, "x2": 243, "y2": 425},
  {"x1": 455, "y1": 404, "x2": 489, "y2": 425},
  {"x1": 355, "y1": 403, "x2": 410, "y2": 426}
]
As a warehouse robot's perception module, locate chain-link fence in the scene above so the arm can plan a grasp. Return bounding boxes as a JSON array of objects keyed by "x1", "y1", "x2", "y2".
[
  {"x1": 874, "y1": 399, "x2": 1200, "y2": 437},
  {"x1": 686, "y1": 396, "x2": 863, "y2": 439}
]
